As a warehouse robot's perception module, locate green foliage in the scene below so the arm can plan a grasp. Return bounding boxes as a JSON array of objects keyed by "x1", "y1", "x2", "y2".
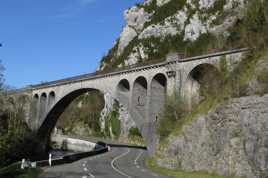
[
  {"x1": 99, "y1": 39, "x2": 120, "y2": 71},
  {"x1": 220, "y1": 56, "x2": 228, "y2": 79},
  {"x1": 104, "y1": 102, "x2": 121, "y2": 139},
  {"x1": 257, "y1": 69, "x2": 268, "y2": 94},
  {"x1": 227, "y1": 0, "x2": 268, "y2": 50},
  {"x1": 128, "y1": 127, "x2": 142, "y2": 138},
  {"x1": 0, "y1": 163, "x2": 40, "y2": 178},
  {"x1": 127, "y1": 127, "x2": 145, "y2": 145},
  {"x1": 146, "y1": 157, "x2": 239, "y2": 178},
  {"x1": 157, "y1": 94, "x2": 186, "y2": 140},
  {"x1": 144, "y1": 0, "x2": 187, "y2": 27},
  {"x1": 0, "y1": 61, "x2": 4, "y2": 89},
  {"x1": 56, "y1": 91, "x2": 104, "y2": 137}
]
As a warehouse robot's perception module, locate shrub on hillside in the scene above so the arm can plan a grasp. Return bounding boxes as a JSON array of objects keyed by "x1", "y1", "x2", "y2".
[{"x1": 157, "y1": 95, "x2": 186, "y2": 140}]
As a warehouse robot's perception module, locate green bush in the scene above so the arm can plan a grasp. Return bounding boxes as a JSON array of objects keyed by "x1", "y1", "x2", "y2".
[
  {"x1": 128, "y1": 127, "x2": 142, "y2": 138},
  {"x1": 0, "y1": 163, "x2": 40, "y2": 178},
  {"x1": 104, "y1": 101, "x2": 121, "y2": 139},
  {"x1": 157, "y1": 95, "x2": 186, "y2": 140},
  {"x1": 257, "y1": 69, "x2": 268, "y2": 93},
  {"x1": 56, "y1": 90, "x2": 104, "y2": 137}
]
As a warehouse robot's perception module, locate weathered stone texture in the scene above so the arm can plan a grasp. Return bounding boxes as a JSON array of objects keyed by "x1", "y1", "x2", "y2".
[{"x1": 159, "y1": 94, "x2": 268, "y2": 178}]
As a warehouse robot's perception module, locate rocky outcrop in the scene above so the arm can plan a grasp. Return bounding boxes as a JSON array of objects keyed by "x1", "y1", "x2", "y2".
[
  {"x1": 100, "y1": 93, "x2": 136, "y2": 138},
  {"x1": 99, "y1": 0, "x2": 247, "y2": 70},
  {"x1": 246, "y1": 58, "x2": 268, "y2": 96},
  {"x1": 157, "y1": 94, "x2": 268, "y2": 178}
]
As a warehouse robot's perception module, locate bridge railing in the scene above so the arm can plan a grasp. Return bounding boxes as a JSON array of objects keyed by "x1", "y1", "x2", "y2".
[{"x1": 26, "y1": 48, "x2": 249, "y2": 90}]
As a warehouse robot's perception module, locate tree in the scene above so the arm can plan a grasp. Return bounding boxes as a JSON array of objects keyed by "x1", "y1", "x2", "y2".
[{"x1": 0, "y1": 60, "x2": 4, "y2": 90}]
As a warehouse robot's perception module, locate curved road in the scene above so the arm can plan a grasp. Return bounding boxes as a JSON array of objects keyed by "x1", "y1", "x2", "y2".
[{"x1": 41, "y1": 147, "x2": 169, "y2": 178}]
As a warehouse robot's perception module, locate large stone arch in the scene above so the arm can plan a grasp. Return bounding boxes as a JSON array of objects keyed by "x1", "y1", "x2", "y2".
[
  {"x1": 183, "y1": 63, "x2": 222, "y2": 109},
  {"x1": 37, "y1": 88, "x2": 105, "y2": 145}
]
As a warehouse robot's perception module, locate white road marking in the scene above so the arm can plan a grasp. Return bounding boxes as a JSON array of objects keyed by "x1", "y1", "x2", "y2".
[
  {"x1": 134, "y1": 150, "x2": 143, "y2": 165},
  {"x1": 111, "y1": 148, "x2": 132, "y2": 178},
  {"x1": 82, "y1": 163, "x2": 95, "y2": 178},
  {"x1": 88, "y1": 173, "x2": 95, "y2": 178},
  {"x1": 152, "y1": 173, "x2": 159, "y2": 177}
]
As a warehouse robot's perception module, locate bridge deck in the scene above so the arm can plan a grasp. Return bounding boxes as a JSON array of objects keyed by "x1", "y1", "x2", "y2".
[{"x1": 17, "y1": 48, "x2": 249, "y2": 91}]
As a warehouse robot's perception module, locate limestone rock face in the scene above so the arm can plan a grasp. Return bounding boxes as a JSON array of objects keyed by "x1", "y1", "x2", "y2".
[
  {"x1": 100, "y1": 92, "x2": 136, "y2": 138},
  {"x1": 159, "y1": 94, "x2": 268, "y2": 178},
  {"x1": 117, "y1": 5, "x2": 153, "y2": 56},
  {"x1": 99, "y1": 0, "x2": 247, "y2": 70}
]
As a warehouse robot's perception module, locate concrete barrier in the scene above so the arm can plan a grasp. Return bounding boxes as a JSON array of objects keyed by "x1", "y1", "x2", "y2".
[
  {"x1": 36, "y1": 145, "x2": 108, "y2": 167},
  {"x1": 51, "y1": 134, "x2": 96, "y2": 152}
]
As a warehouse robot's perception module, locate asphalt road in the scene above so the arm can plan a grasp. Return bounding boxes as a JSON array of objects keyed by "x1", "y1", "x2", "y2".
[{"x1": 40, "y1": 147, "x2": 169, "y2": 178}]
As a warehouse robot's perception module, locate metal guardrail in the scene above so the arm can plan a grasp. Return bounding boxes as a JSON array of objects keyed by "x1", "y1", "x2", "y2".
[{"x1": 17, "y1": 48, "x2": 249, "y2": 91}]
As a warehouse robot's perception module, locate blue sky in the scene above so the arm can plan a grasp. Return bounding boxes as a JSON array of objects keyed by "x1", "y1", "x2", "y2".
[{"x1": 0, "y1": 0, "x2": 143, "y2": 88}]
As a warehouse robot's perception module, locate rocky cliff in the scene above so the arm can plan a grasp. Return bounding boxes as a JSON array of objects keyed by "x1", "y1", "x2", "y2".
[
  {"x1": 155, "y1": 55, "x2": 268, "y2": 178},
  {"x1": 157, "y1": 94, "x2": 268, "y2": 178},
  {"x1": 98, "y1": 0, "x2": 246, "y2": 71}
]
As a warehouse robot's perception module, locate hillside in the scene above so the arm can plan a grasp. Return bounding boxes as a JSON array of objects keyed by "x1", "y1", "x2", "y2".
[{"x1": 98, "y1": 0, "x2": 256, "y2": 71}]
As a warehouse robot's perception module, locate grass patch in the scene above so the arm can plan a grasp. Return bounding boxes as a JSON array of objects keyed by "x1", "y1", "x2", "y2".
[
  {"x1": 104, "y1": 101, "x2": 121, "y2": 139},
  {"x1": 128, "y1": 127, "x2": 145, "y2": 146},
  {"x1": 256, "y1": 68, "x2": 268, "y2": 95},
  {"x1": 0, "y1": 163, "x2": 41, "y2": 178},
  {"x1": 145, "y1": 157, "x2": 238, "y2": 178},
  {"x1": 172, "y1": 96, "x2": 220, "y2": 137}
]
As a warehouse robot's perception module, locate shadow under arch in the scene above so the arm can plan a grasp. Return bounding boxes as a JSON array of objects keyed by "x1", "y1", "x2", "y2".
[
  {"x1": 184, "y1": 63, "x2": 222, "y2": 110},
  {"x1": 150, "y1": 73, "x2": 167, "y2": 122},
  {"x1": 37, "y1": 88, "x2": 104, "y2": 144},
  {"x1": 131, "y1": 76, "x2": 148, "y2": 124},
  {"x1": 48, "y1": 91, "x2": 56, "y2": 109},
  {"x1": 116, "y1": 79, "x2": 130, "y2": 107},
  {"x1": 40, "y1": 93, "x2": 47, "y2": 120}
]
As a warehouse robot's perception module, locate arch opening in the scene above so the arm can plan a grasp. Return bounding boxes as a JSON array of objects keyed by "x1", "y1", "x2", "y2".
[
  {"x1": 132, "y1": 76, "x2": 148, "y2": 111},
  {"x1": 48, "y1": 91, "x2": 55, "y2": 109},
  {"x1": 40, "y1": 93, "x2": 47, "y2": 122},
  {"x1": 31, "y1": 94, "x2": 40, "y2": 130},
  {"x1": 117, "y1": 79, "x2": 130, "y2": 92},
  {"x1": 184, "y1": 63, "x2": 222, "y2": 109},
  {"x1": 130, "y1": 76, "x2": 148, "y2": 146},
  {"x1": 148, "y1": 73, "x2": 167, "y2": 153},
  {"x1": 116, "y1": 79, "x2": 130, "y2": 107},
  {"x1": 150, "y1": 73, "x2": 167, "y2": 121},
  {"x1": 37, "y1": 88, "x2": 105, "y2": 147}
]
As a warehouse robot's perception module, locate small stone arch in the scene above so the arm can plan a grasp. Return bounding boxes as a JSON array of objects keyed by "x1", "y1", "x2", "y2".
[
  {"x1": 48, "y1": 91, "x2": 56, "y2": 109},
  {"x1": 132, "y1": 76, "x2": 148, "y2": 111},
  {"x1": 116, "y1": 79, "x2": 130, "y2": 107},
  {"x1": 131, "y1": 76, "x2": 148, "y2": 140},
  {"x1": 149, "y1": 73, "x2": 167, "y2": 122},
  {"x1": 31, "y1": 94, "x2": 40, "y2": 130},
  {"x1": 184, "y1": 63, "x2": 222, "y2": 109},
  {"x1": 40, "y1": 93, "x2": 47, "y2": 121},
  {"x1": 34, "y1": 93, "x2": 39, "y2": 100}
]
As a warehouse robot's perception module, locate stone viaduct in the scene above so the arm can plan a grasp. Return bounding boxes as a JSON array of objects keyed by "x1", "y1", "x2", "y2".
[{"x1": 18, "y1": 48, "x2": 247, "y2": 153}]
